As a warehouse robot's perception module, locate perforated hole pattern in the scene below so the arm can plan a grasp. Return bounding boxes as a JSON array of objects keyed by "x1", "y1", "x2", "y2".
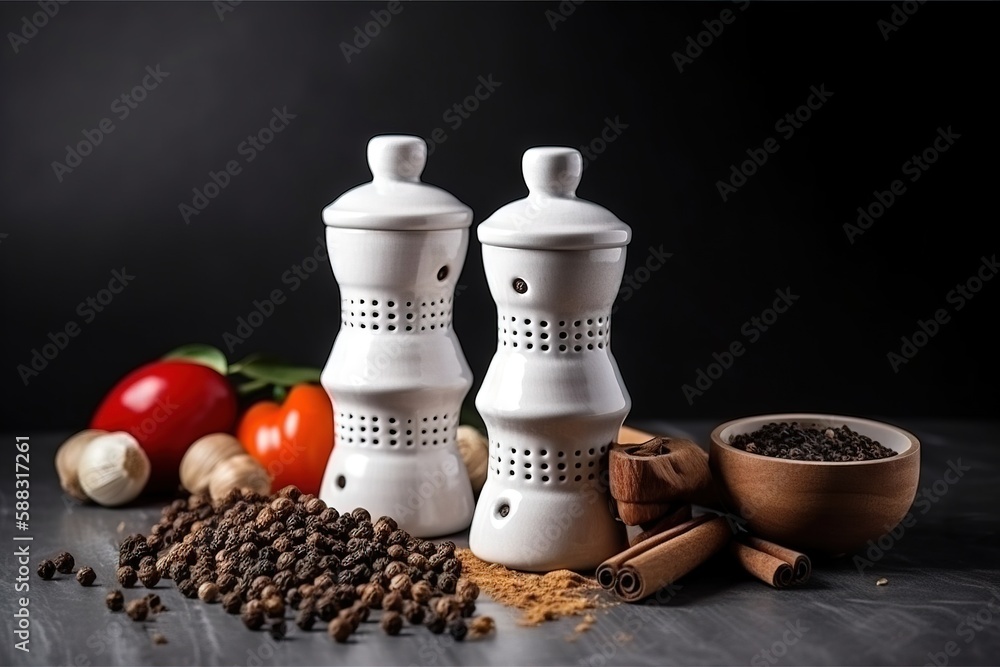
[
  {"x1": 489, "y1": 438, "x2": 608, "y2": 483},
  {"x1": 340, "y1": 296, "x2": 453, "y2": 332},
  {"x1": 496, "y1": 312, "x2": 612, "y2": 352},
  {"x1": 336, "y1": 411, "x2": 457, "y2": 448}
]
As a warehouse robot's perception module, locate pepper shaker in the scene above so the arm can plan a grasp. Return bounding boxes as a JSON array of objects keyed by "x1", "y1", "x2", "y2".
[
  {"x1": 318, "y1": 135, "x2": 475, "y2": 537},
  {"x1": 470, "y1": 147, "x2": 632, "y2": 571}
]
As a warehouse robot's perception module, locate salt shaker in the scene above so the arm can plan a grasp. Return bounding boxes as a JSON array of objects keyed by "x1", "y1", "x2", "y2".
[
  {"x1": 318, "y1": 135, "x2": 475, "y2": 537},
  {"x1": 470, "y1": 146, "x2": 632, "y2": 571}
]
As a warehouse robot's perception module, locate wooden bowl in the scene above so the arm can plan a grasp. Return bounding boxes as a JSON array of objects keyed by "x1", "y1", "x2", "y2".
[{"x1": 709, "y1": 413, "x2": 920, "y2": 554}]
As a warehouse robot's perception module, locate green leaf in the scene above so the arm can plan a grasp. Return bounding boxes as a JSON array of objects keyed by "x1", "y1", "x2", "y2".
[
  {"x1": 238, "y1": 357, "x2": 322, "y2": 387},
  {"x1": 162, "y1": 344, "x2": 228, "y2": 375},
  {"x1": 236, "y1": 378, "x2": 270, "y2": 396}
]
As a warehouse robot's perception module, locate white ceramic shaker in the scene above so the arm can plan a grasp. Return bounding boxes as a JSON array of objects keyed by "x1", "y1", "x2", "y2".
[
  {"x1": 318, "y1": 135, "x2": 475, "y2": 537},
  {"x1": 470, "y1": 147, "x2": 632, "y2": 571}
]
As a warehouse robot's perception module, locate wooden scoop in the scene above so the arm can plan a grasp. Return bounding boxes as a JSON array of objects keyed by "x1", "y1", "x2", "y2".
[{"x1": 612, "y1": 426, "x2": 717, "y2": 525}]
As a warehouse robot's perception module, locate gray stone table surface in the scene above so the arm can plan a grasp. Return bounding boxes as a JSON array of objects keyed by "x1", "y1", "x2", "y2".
[{"x1": 2, "y1": 420, "x2": 999, "y2": 666}]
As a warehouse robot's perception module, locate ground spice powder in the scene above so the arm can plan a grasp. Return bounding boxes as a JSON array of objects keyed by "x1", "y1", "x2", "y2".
[{"x1": 456, "y1": 549, "x2": 609, "y2": 626}]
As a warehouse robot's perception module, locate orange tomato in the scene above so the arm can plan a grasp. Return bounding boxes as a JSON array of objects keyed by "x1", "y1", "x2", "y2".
[{"x1": 237, "y1": 384, "x2": 334, "y2": 495}]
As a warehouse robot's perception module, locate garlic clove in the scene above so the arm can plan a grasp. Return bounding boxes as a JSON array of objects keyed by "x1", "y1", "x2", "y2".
[
  {"x1": 457, "y1": 425, "x2": 489, "y2": 494},
  {"x1": 180, "y1": 433, "x2": 246, "y2": 494},
  {"x1": 78, "y1": 432, "x2": 151, "y2": 507},
  {"x1": 207, "y1": 454, "x2": 271, "y2": 501},
  {"x1": 56, "y1": 429, "x2": 108, "y2": 502}
]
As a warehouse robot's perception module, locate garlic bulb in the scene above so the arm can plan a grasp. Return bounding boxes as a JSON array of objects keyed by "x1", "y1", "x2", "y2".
[
  {"x1": 55, "y1": 429, "x2": 107, "y2": 502},
  {"x1": 180, "y1": 433, "x2": 246, "y2": 494},
  {"x1": 78, "y1": 432, "x2": 151, "y2": 506},
  {"x1": 457, "y1": 425, "x2": 489, "y2": 494},
  {"x1": 207, "y1": 454, "x2": 271, "y2": 501}
]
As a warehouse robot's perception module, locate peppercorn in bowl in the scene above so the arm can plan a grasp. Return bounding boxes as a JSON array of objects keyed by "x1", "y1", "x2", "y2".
[{"x1": 709, "y1": 413, "x2": 920, "y2": 555}]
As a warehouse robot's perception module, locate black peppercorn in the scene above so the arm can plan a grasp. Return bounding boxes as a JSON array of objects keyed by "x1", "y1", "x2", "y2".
[
  {"x1": 424, "y1": 610, "x2": 446, "y2": 634},
  {"x1": 407, "y1": 552, "x2": 429, "y2": 571},
  {"x1": 418, "y1": 541, "x2": 436, "y2": 559},
  {"x1": 403, "y1": 600, "x2": 426, "y2": 625},
  {"x1": 285, "y1": 587, "x2": 303, "y2": 609},
  {"x1": 274, "y1": 551, "x2": 298, "y2": 571},
  {"x1": 302, "y1": 496, "x2": 325, "y2": 515},
  {"x1": 36, "y1": 560, "x2": 56, "y2": 580},
  {"x1": 177, "y1": 578, "x2": 198, "y2": 599},
  {"x1": 105, "y1": 590, "x2": 124, "y2": 612},
  {"x1": 332, "y1": 583, "x2": 358, "y2": 608},
  {"x1": 146, "y1": 534, "x2": 164, "y2": 553},
  {"x1": 315, "y1": 593, "x2": 338, "y2": 622},
  {"x1": 361, "y1": 583, "x2": 385, "y2": 607},
  {"x1": 295, "y1": 607, "x2": 315, "y2": 631},
  {"x1": 320, "y1": 507, "x2": 341, "y2": 525},
  {"x1": 242, "y1": 606, "x2": 266, "y2": 630},
  {"x1": 411, "y1": 580, "x2": 433, "y2": 604},
  {"x1": 374, "y1": 516, "x2": 398, "y2": 533},
  {"x1": 138, "y1": 563, "x2": 160, "y2": 588},
  {"x1": 126, "y1": 598, "x2": 149, "y2": 622},
  {"x1": 385, "y1": 561, "x2": 407, "y2": 579},
  {"x1": 456, "y1": 578, "x2": 479, "y2": 602},
  {"x1": 351, "y1": 600, "x2": 370, "y2": 623},
  {"x1": 53, "y1": 551, "x2": 75, "y2": 574},
  {"x1": 438, "y1": 573, "x2": 457, "y2": 594},
  {"x1": 199, "y1": 582, "x2": 220, "y2": 603},
  {"x1": 146, "y1": 594, "x2": 166, "y2": 613},
  {"x1": 389, "y1": 573, "x2": 411, "y2": 597},
  {"x1": 427, "y1": 552, "x2": 447, "y2": 572},
  {"x1": 369, "y1": 571, "x2": 389, "y2": 589},
  {"x1": 216, "y1": 573, "x2": 237, "y2": 594},
  {"x1": 168, "y1": 562, "x2": 189, "y2": 583},
  {"x1": 222, "y1": 592, "x2": 242, "y2": 614},
  {"x1": 76, "y1": 566, "x2": 96, "y2": 586},
  {"x1": 381, "y1": 610, "x2": 403, "y2": 636},
  {"x1": 327, "y1": 616, "x2": 352, "y2": 643},
  {"x1": 351, "y1": 507, "x2": 371, "y2": 523},
  {"x1": 448, "y1": 618, "x2": 467, "y2": 641},
  {"x1": 382, "y1": 590, "x2": 403, "y2": 612},
  {"x1": 339, "y1": 607, "x2": 361, "y2": 632},
  {"x1": 262, "y1": 596, "x2": 285, "y2": 618},
  {"x1": 269, "y1": 620, "x2": 287, "y2": 641},
  {"x1": 436, "y1": 541, "x2": 456, "y2": 558}
]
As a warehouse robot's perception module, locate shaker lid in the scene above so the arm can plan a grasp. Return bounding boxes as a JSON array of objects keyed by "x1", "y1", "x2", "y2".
[
  {"x1": 477, "y1": 147, "x2": 631, "y2": 250},
  {"x1": 322, "y1": 135, "x2": 473, "y2": 230}
]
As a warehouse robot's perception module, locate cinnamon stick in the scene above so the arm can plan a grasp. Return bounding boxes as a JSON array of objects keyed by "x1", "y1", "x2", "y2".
[
  {"x1": 630, "y1": 504, "x2": 692, "y2": 547},
  {"x1": 744, "y1": 536, "x2": 812, "y2": 584},
  {"x1": 613, "y1": 516, "x2": 731, "y2": 602},
  {"x1": 729, "y1": 541, "x2": 794, "y2": 588},
  {"x1": 595, "y1": 515, "x2": 711, "y2": 590}
]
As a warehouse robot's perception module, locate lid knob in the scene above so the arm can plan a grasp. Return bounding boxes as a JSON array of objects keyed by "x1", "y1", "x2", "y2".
[
  {"x1": 368, "y1": 135, "x2": 427, "y2": 183},
  {"x1": 522, "y1": 147, "x2": 582, "y2": 198}
]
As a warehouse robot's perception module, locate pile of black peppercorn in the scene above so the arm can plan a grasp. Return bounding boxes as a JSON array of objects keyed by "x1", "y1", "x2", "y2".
[
  {"x1": 123, "y1": 485, "x2": 488, "y2": 643},
  {"x1": 728, "y1": 422, "x2": 898, "y2": 462}
]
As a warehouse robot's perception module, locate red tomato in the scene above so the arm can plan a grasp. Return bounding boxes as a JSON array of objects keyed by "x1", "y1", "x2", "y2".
[
  {"x1": 91, "y1": 360, "x2": 237, "y2": 494},
  {"x1": 237, "y1": 384, "x2": 334, "y2": 495}
]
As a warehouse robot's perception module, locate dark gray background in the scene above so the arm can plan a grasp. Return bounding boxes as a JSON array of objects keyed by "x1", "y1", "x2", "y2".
[{"x1": 2, "y1": 1, "x2": 997, "y2": 429}]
